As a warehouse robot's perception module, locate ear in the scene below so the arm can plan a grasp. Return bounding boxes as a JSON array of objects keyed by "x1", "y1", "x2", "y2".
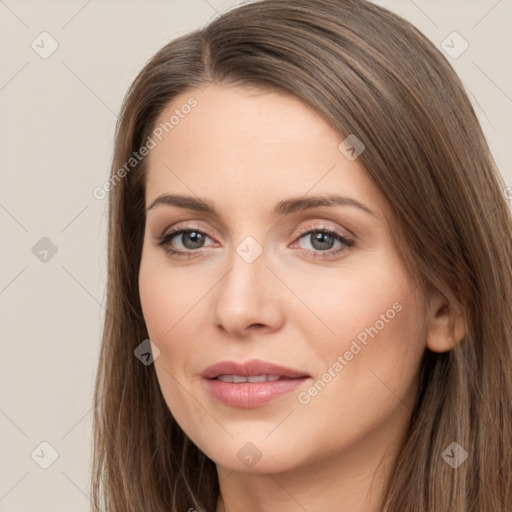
[{"x1": 425, "y1": 291, "x2": 467, "y2": 353}]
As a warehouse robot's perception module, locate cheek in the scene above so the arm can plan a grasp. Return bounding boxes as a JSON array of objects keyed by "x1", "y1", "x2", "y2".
[
  {"x1": 293, "y1": 259, "x2": 415, "y2": 342},
  {"x1": 291, "y1": 273, "x2": 424, "y2": 447},
  {"x1": 139, "y1": 258, "x2": 206, "y2": 427},
  {"x1": 138, "y1": 255, "x2": 214, "y2": 394},
  {"x1": 294, "y1": 258, "x2": 424, "y2": 389},
  {"x1": 138, "y1": 251, "x2": 206, "y2": 341}
]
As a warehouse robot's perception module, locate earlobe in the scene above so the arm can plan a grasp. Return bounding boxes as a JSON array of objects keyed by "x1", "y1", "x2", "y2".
[{"x1": 425, "y1": 296, "x2": 467, "y2": 353}]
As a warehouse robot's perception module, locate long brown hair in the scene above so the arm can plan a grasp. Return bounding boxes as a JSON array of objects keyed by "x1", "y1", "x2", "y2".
[{"x1": 91, "y1": 0, "x2": 512, "y2": 510}]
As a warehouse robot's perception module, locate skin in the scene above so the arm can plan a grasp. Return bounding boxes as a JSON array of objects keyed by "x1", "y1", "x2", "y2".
[{"x1": 138, "y1": 84, "x2": 466, "y2": 512}]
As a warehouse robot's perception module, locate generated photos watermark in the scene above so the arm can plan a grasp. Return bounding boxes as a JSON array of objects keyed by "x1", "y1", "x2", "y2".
[
  {"x1": 297, "y1": 301, "x2": 403, "y2": 405},
  {"x1": 92, "y1": 96, "x2": 198, "y2": 200}
]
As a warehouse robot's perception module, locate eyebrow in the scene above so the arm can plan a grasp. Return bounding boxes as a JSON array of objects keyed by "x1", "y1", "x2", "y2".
[{"x1": 146, "y1": 193, "x2": 377, "y2": 217}]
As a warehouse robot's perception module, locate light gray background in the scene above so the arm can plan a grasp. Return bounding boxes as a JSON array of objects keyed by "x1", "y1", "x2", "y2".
[{"x1": 0, "y1": 0, "x2": 510, "y2": 510}]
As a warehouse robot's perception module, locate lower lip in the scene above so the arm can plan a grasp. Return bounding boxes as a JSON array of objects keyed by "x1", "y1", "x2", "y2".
[{"x1": 202, "y1": 377, "x2": 310, "y2": 408}]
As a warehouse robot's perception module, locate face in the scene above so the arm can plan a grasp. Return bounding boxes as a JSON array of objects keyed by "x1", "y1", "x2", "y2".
[{"x1": 138, "y1": 84, "x2": 429, "y2": 475}]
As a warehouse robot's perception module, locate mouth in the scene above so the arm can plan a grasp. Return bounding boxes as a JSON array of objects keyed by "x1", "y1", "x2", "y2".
[
  {"x1": 201, "y1": 359, "x2": 310, "y2": 380},
  {"x1": 201, "y1": 359, "x2": 311, "y2": 408},
  {"x1": 213, "y1": 374, "x2": 301, "y2": 383}
]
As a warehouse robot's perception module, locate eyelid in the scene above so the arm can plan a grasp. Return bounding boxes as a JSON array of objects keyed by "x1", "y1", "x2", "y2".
[
  {"x1": 156, "y1": 219, "x2": 351, "y2": 244},
  {"x1": 294, "y1": 220, "x2": 353, "y2": 238},
  {"x1": 159, "y1": 221, "x2": 218, "y2": 240}
]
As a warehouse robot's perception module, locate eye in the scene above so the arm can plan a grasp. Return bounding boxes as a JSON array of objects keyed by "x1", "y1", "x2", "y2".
[
  {"x1": 153, "y1": 224, "x2": 356, "y2": 260},
  {"x1": 154, "y1": 227, "x2": 216, "y2": 258},
  {"x1": 292, "y1": 226, "x2": 355, "y2": 260}
]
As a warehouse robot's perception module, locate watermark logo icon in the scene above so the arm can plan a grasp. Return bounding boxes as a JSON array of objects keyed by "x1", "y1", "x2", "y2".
[
  {"x1": 504, "y1": 186, "x2": 512, "y2": 209},
  {"x1": 338, "y1": 134, "x2": 365, "y2": 161},
  {"x1": 236, "y1": 236, "x2": 263, "y2": 264},
  {"x1": 31, "y1": 441, "x2": 59, "y2": 469},
  {"x1": 441, "y1": 31, "x2": 469, "y2": 59},
  {"x1": 134, "y1": 339, "x2": 161, "y2": 365},
  {"x1": 441, "y1": 441, "x2": 469, "y2": 468},
  {"x1": 237, "y1": 442, "x2": 263, "y2": 468},
  {"x1": 31, "y1": 31, "x2": 59, "y2": 59},
  {"x1": 32, "y1": 237, "x2": 58, "y2": 263}
]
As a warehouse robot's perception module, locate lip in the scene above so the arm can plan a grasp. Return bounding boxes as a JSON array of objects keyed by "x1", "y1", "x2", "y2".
[
  {"x1": 201, "y1": 359, "x2": 310, "y2": 380},
  {"x1": 201, "y1": 359, "x2": 311, "y2": 408}
]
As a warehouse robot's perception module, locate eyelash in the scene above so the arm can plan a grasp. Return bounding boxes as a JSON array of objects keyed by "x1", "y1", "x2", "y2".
[{"x1": 153, "y1": 224, "x2": 356, "y2": 260}]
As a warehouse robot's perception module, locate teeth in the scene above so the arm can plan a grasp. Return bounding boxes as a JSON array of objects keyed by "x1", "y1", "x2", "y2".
[
  {"x1": 216, "y1": 374, "x2": 281, "y2": 383},
  {"x1": 217, "y1": 375, "x2": 234, "y2": 383}
]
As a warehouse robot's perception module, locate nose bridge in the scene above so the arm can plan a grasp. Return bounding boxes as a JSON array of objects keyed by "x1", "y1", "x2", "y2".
[
  {"x1": 212, "y1": 234, "x2": 284, "y2": 335},
  {"x1": 218, "y1": 236, "x2": 269, "y2": 309}
]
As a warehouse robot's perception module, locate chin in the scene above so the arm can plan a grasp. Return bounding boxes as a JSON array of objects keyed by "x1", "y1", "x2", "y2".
[{"x1": 195, "y1": 435, "x2": 308, "y2": 474}]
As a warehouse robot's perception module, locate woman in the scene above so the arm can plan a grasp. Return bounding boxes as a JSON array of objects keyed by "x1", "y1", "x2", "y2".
[{"x1": 91, "y1": 0, "x2": 512, "y2": 510}]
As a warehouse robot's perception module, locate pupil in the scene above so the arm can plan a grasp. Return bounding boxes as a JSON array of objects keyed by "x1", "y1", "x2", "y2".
[
  {"x1": 184, "y1": 231, "x2": 204, "y2": 249},
  {"x1": 311, "y1": 232, "x2": 333, "y2": 251}
]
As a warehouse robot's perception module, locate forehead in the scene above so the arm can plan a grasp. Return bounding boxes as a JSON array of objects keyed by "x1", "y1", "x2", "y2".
[{"x1": 144, "y1": 84, "x2": 386, "y2": 218}]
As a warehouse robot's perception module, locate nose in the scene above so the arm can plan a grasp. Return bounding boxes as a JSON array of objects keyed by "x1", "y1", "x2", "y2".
[{"x1": 212, "y1": 246, "x2": 286, "y2": 338}]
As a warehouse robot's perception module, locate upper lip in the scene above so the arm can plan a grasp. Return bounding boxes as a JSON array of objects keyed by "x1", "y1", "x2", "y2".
[{"x1": 201, "y1": 359, "x2": 310, "y2": 379}]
